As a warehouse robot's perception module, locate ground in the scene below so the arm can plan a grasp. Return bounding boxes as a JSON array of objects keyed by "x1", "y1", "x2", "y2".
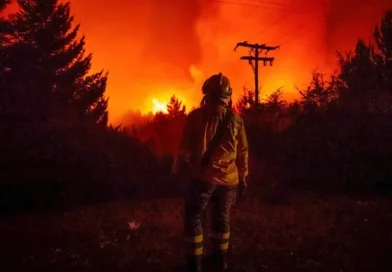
[{"x1": 0, "y1": 193, "x2": 391, "y2": 272}]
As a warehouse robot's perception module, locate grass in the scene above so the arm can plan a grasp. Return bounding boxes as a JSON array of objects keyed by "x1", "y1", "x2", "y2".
[{"x1": 0, "y1": 192, "x2": 391, "y2": 271}]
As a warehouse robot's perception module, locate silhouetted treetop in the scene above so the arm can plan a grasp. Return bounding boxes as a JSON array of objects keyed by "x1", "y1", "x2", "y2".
[
  {"x1": 374, "y1": 10, "x2": 392, "y2": 91},
  {"x1": 167, "y1": 95, "x2": 185, "y2": 118},
  {"x1": 338, "y1": 40, "x2": 377, "y2": 93},
  {"x1": 336, "y1": 10, "x2": 392, "y2": 105},
  {"x1": 0, "y1": 0, "x2": 10, "y2": 11},
  {"x1": 298, "y1": 71, "x2": 337, "y2": 110},
  {"x1": 236, "y1": 88, "x2": 254, "y2": 115},
  {"x1": 2, "y1": 0, "x2": 108, "y2": 126},
  {"x1": 374, "y1": 10, "x2": 392, "y2": 64}
]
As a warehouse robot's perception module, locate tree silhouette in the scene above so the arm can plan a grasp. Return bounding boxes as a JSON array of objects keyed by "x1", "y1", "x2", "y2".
[
  {"x1": 2, "y1": 0, "x2": 108, "y2": 127},
  {"x1": 373, "y1": 10, "x2": 392, "y2": 91},
  {"x1": 236, "y1": 88, "x2": 254, "y2": 115},
  {"x1": 338, "y1": 40, "x2": 378, "y2": 97},
  {"x1": 0, "y1": 0, "x2": 11, "y2": 74},
  {"x1": 0, "y1": 0, "x2": 10, "y2": 10},
  {"x1": 264, "y1": 88, "x2": 286, "y2": 115},
  {"x1": 298, "y1": 71, "x2": 338, "y2": 112},
  {"x1": 336, "y1": 11, "x2": 392, "y2": 113},
  {"x1": 167, "y1": 95, "x2": 185, "y2": 118}
]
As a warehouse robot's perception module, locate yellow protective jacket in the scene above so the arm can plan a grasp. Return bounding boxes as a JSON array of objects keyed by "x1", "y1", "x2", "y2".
[{"x1": 172, "y1": 104, "x2": 248, "y2": 186}]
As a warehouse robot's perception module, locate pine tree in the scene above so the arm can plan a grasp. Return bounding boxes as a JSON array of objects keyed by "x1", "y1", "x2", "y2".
[
  {"x1": 374, "y1": 10, "x2": 392, "y2": 91},
  {"x1": 236, "y1": 88, "x2": 254, "y2": 114},
  {"x1": 337, "y1": 39, "x2": 377, "y2": 94},
  {"x1": 3, "y1": 0, "x2": 108, "y2": 127},
  {"x1": 0, "y1": 0, "x2": 11, "y2": 56},
  {"x1": 0, "y1": 0, "x2": 16, "y2": 119},
  {"x1": 167, "y1": 95, "x2": 185, "y2": 118},
  {"x1": 265, "y1": 88, "x2": 286, "y2": 116},
  {"x1": 336, "y1": 11, "x2": 392, "y2": 112},
  {"x1": 374, "y1": 10, "x2": 392, "y2": 65},
  {"x1": 298, "y1": 71, "x2": 337, "y2": 110},
  {"x1": 0, "y1": 0, "x2": 10, "y2": 11}
]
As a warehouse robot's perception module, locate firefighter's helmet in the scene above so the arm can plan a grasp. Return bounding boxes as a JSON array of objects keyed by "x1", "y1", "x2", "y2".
[{"x1": 202, "y1": 73, "x2": 232, "y2": 99}]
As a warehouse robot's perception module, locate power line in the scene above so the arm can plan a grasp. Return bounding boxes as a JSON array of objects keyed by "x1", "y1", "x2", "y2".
[
  {"x1": 250, "y1": 0, "x2": 329, "y2": 13},
  {"x1": 216, "y1": 0, "x2": 311, "y2": 13},
  {"x1": 254, "y1": 13, "x2": 292, "y2": 40},
  {"x1": 255, "y1": 10, "x2": 326, "y2": 39},
  {"x1": 218, "y1": 0, "x2": 329, "y2": 14},
  {"x1": 218, "y1": 0, "x2": 327, "y2": 43},
  {"x1": 246, "y1": 0, "x2": 303, "y2": 11},
  {"x1": 276, "y1": 14, "x2": 326, "y2": 45},
  {"x1": 279, "y1": 21, "x2": 324, "y2": 46},
  {"x1": 234, "y1": 42, "x2": 279, "y2": 108},
  {"x1": 249, "y1": 0, "x2": 319, "y2": 12}
]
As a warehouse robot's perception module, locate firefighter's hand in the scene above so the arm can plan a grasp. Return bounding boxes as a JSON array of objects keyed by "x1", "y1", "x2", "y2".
[{"x1": 237, "y1": 179, "x2": 247, "y2": 200}]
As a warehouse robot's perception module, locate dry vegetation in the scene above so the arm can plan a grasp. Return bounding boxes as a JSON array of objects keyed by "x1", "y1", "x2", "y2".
[
  {"x1": 1, "y1": 193, "x2": 391, "y2": 272},
  {"x1": 1, "y1": 3, "x2": 392, "y2": 271}
]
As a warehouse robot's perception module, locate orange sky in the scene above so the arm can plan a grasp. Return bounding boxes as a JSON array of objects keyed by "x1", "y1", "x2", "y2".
[{"x1": 5, "y1": 0, "x2": 392, "y2": 123}]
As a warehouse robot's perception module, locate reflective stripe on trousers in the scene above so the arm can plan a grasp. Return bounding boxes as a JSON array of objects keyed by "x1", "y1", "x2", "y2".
[
  {"x1": 211, "y1": 231, "x2": 230, "y2": 252},
  {"x1": 186, "y1": 234, "x2": 204, "y2": 256},
  {"x1": 184, "y1": 180, "x2": 236, "y2": 256}
]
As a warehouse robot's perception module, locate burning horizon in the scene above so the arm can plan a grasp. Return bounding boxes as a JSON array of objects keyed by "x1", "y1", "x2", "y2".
[{"x1": 4, "y1": 0, "x2": 392, "y2": 123}]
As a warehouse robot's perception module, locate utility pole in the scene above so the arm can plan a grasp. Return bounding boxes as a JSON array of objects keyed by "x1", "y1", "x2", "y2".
[{"x1": 234, "y1": 41, "x2": 279, "y2": 108}]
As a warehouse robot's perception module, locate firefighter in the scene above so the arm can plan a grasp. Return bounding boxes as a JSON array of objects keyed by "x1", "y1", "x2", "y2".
[{"x1": 172, "y1": 73, "x2": 249, "y2": 272}]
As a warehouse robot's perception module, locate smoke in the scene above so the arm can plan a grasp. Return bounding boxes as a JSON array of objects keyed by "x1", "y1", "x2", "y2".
[
  {"x1": 138, "y1": 0, "x2": 217, "y2": 82},
  {"x1": 325, "y1": 0, "x2": 392, "y2": 64},
  {"x1": 194, "y1": 0, "x2": 392, "y2": 103},
  {"x1": 4, "y1": 0, "x2": 392, "y2": 122},
  {"x1": 66, "y1": 0, "x2": 220, "y2": 120},
  {"x1": 194, "y1": 0, "x2": 330, "y2": 101}
]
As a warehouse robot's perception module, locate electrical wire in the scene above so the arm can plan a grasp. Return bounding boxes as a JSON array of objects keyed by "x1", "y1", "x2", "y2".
[
  {"x1": 218, "y1": 0, "x2": 327, "y2": 41},
  {"x1": 248, "y1": 0, "x2": 318, "y2": 13},
  {"x1": 255, "y1": 9, "x2": 326, "y2": 38},
  {"x1": 254, "y1": 13, "x2": 293, "y2": 40},
  {"x1": 218, "y1": 0, "x2": 327, "y2": 52},
  {"x1": 216, "y1": 0, "x2": 310, "y2": 13},
  {"x1": 276, "y1": 14, "x2": 326, "y2": 45},
  {"x1": 281, "y1": 23, "x2": 324, "y2": 46},
  {"x1": 243, "y1": 0, "x2": 329, "y2": 13}
]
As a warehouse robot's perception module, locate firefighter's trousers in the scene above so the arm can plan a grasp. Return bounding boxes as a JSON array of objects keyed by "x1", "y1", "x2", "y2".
[{"x1": 184, "y1": 179, "x2": 237, "y2": 258}]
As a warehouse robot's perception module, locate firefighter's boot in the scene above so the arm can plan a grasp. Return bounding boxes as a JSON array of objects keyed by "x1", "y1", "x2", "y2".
[{"x1": 187, "y1": 255, "x2": 202, "y2": 272}]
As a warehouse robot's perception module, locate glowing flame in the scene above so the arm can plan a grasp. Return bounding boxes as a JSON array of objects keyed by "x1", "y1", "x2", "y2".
[{"x1": 152, "y1": 98, "x2": 168, "y2": 114}]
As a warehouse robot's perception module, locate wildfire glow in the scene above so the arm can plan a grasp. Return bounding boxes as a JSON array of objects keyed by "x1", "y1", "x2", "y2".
[
  {"x1": 151, "y1": 98, "x2": 168, "y2": 114},
  {"x1": 5, "y1": 0, "x2": 391, "y2": 123},
  {"x1": 144, "y1": 88, "x2": 190, "y2": 115}
]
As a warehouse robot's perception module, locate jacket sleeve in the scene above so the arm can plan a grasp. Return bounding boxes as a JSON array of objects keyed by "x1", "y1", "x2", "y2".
[
  {"x1": 236, "y1": 117, "x2": 249, "y2": 181},
  {"x1": 171, "y1": 113, "x2": 194, "y2": 175}
]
